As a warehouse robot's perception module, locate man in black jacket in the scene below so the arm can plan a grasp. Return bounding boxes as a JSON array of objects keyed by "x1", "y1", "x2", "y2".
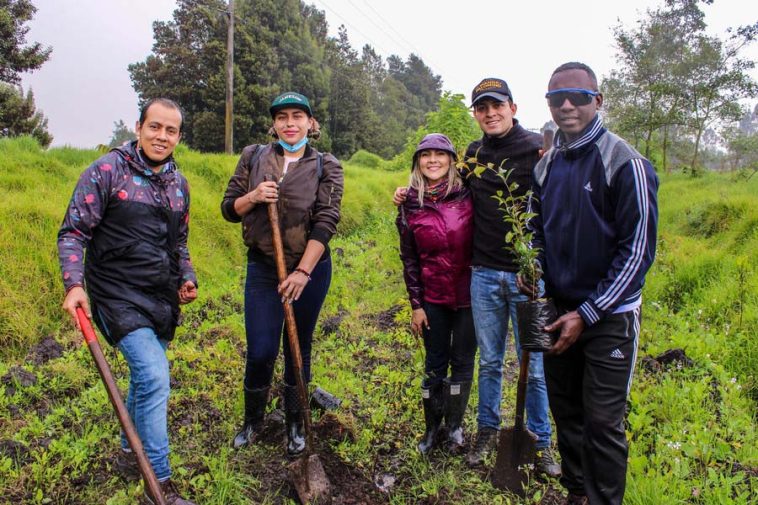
[
  {"x1": 394, "y1": 79, "x2": 559, "y2": 475},
  {"x1": 460, "y1": 79, "x2": 559, "y2": 474},
  {"x1": 58, "y1": 98, "x2": 198, "y2": 505}
]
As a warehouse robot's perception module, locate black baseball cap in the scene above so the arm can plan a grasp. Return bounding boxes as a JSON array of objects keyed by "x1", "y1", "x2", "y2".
[{"x1": 471, "y1": 78, "x2": 513, "y2": 106}]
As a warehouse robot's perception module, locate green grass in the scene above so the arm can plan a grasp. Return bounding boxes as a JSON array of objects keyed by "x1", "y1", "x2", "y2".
[{"x1": 0, "y1": 137, "x2": 755, "y2": 503}]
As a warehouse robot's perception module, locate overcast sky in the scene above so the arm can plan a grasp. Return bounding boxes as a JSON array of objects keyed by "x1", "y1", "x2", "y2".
[{"x1": 20, "y1": 0, "x2": 758, "y2": 148}]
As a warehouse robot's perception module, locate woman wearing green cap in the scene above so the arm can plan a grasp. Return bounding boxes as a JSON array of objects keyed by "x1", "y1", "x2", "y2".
[{"x1": 221, "y1": 91, "x2": 344, "y2": 456}]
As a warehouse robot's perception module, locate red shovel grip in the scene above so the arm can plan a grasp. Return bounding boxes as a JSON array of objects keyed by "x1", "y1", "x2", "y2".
[
  {"x1": 73, "y1": 306, "x2": 166, "y2": 504},
  {"x1": 76, "y1": 307, "x2": 97, "y2": 344}
]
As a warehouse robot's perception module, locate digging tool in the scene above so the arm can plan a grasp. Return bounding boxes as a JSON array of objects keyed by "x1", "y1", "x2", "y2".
[
  {"x1": 267, "y1": 200, "x2": 331, "y2": 504},
  {"x1": 75, "y1": 308, "x2": 166, "y2": 505},
  {"x1": 492, "y1": 350, "x2": 538, "y2": 496}
]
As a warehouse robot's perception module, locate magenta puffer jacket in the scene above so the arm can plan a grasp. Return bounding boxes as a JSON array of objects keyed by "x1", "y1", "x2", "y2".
[{"x1": 396, "y1": 185, "x2": 474, "y2": 310}]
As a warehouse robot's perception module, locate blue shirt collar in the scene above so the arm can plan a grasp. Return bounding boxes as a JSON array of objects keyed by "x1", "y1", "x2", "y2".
[{"x1": 554, "y1": 115, "x2": 603, "y2": 151}]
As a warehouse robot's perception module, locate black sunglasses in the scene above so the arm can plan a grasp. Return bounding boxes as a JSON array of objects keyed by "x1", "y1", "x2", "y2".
[{"x1": 545, "y1": 88, "x2": 599, "y2": 107}]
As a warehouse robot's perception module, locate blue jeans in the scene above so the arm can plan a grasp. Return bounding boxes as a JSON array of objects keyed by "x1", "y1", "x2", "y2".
[
  {"x1": 117, "y1": 327, "x2": 171, "y2": 481},
  {"x1": 471, "y1": 267, "x2": 552, "y2": 448},
  {"x1": 244, "y1": 258, "x2": 331, "y2": 389}
]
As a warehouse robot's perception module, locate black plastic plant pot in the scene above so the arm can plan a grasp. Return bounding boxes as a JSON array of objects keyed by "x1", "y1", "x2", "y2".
[{"x1": 516, "y1": 298, "x2": 558, "y2": 352}]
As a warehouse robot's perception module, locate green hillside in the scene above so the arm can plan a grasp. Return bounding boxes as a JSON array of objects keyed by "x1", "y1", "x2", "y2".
[{"x1": 0, "y1": 137, "x2": 755, "y2": 504}]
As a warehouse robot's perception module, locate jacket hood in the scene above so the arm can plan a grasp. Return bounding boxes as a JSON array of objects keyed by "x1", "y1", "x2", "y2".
[{"x1": 112, "y1": 141, "x2": 178, "y2": 179}]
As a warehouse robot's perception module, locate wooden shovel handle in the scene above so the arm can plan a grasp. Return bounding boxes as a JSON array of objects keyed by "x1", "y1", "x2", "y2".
[
  {"x1": 267, "y1": 202, "x2": 314, "y2": 451},
  {"x1": 514, "y1": 351, "x2": 530, "y2": 431},
  {"x1": 76, "y1": 308, "x2": 166, "y2": 505}
]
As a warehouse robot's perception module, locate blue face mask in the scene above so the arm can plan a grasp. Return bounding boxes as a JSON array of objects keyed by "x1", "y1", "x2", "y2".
[{"x1": 278, "y1": 137, "x2": 309, "y2": 153}]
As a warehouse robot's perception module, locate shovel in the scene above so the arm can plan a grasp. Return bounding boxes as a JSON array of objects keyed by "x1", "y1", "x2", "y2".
[
  {"x1": 75, "y1": 307, "x2": 166, "y2": 505},
  {"x1": 491, "y1": 350, "x2": 538, "y2": 496},
  {"x1": 267, "y1": 200, "x2": 331, "y2": 504}
]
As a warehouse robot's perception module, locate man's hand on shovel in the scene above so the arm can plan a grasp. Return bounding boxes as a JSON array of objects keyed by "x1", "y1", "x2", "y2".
[{"x1": 62, "y1": 286, "x2": 90, "y2": 330}]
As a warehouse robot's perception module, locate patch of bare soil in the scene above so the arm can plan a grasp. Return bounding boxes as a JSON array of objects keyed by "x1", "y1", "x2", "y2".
[
  {"x1": 320, "y1": 309, "x2": 348, "y2": 336},
  {"x1": 368, "y1": 305, "x2": 403, "y2": 332},
  {"x1": 2, "y1": 365, "x2": 37, "y2": 395},
  {"x1": 730, "y1": 461, "x2": 758, "y2": 490},
  {"x1": 537, "y1": 484, "x2": 567, "y2": 504},
  {"x1": 238, "y1": 411, "x2": 386, "y2": 504},
  {"x1": 170, "y1": 393, "x2": 226, "y2": 449},
  {"x1": 0, "y1": 439, "x2": 30, "y2": 466},
  {"x1": 26, "y1": 335, "x2": 65, "y2": 365},
  {"x1": 640, "y1": 348, "x2": 694, "y2": 373}
]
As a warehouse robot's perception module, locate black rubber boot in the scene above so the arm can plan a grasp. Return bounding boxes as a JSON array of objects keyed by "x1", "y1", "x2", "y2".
[
  {"x1": 231, "y1": 386, "x2": 269, "y2": 449},
  {"x1": 443, "y1": 380, "x2": 472, "y2": 454},
  {"x1": 284, "y1": 384, "x2": 306, "y2": 456},
  {"x1": 418, "y1": 382, "x2": 444, "y2": 455}
]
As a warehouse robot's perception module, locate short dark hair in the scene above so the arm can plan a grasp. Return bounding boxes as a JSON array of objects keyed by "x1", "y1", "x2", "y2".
[
  {"x1": 550, "y1": 62, "x2": 598, "y2": 90},
  {"x1": 138, "y1": 98, "x2": 184, "y2": 132}
]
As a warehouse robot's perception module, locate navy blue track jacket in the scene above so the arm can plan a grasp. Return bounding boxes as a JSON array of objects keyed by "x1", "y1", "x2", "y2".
[{"x1": 530, "y1": 116, "x2": 659, "y2": 326}]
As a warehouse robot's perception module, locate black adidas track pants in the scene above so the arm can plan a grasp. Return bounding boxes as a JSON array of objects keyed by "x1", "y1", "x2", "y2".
[{"x1": 544, "y1": 307, "x2": 641, "y2": 505}]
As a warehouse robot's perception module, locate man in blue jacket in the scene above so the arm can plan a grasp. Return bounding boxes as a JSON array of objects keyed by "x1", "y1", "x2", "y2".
[{"x1": 523, "y1": 62, "x2": 659, "y2": 505}]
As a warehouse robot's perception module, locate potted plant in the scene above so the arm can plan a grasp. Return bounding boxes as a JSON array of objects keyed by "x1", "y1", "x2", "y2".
[{"x1": 462, "y1": 155, "x2": 556, "y2": 352}]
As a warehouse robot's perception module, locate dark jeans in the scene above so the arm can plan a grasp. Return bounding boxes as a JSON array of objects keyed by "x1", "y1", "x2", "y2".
[
  {"x1": 243, "y1": 257, "x2": 331, "y2": 389},
  {"x1": 544, "y1": 307, "x2": 641, "y2": 505},
  {"x1": 421, "y1": 303, "x2": 477, "y2": 386}
]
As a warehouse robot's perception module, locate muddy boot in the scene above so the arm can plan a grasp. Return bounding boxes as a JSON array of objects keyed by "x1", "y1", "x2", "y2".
[
  {"x1": 232, "y1": 386, "x2": 269, "y2": 449},
  {"x1": 418, "y1": 382, "x2": 444, "y2": 455},
  {"x1": 443, "y1": 380, "x2": 472, "y2": 454},
  {"x1": 284, "y1": 384, "x2": 306, "y2": 456},
  {"x1": 563, "y1": 493, "x2": 589, "y2": 505},
  {"x1": 465, "y1": 426, "x2": 498, "y2": 467},
  {"x1": 535, "y1": 446, "x2": 562, "y2": 478},
  {"x1": 113, "y1": 448, "x2": 139, "y2": 481},
  {"x1": 144, "y1": 478, "x2": 196, "y2": 505}
]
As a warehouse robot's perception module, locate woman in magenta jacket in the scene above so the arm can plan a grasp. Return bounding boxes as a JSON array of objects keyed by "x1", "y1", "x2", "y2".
[{"x1": 396, "y1": 133, "x2": 476, "y2": 455}]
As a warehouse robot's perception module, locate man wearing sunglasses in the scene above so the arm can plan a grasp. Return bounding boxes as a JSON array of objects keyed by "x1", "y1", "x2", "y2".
[
  {"x1": 523, "y1": 62, "x2": 659, "y2": 505},
  {"x1": 392, "y1": 78, "x2": 560, "y2": 476}
]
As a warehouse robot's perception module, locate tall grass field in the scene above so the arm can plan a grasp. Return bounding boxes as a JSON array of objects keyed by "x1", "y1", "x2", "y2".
[{"x1": 0, "y1": 137, "x2": 755, "y2": 504}]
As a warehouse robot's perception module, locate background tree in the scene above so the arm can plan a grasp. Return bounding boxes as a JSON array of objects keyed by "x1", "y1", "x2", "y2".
[
  {"x1": 0, "y1": 0, "x2": 52, "y2": 146},
  {"x1": 603, "y1": 0, "x2": 757, "y2": 173},
  {"x1": 0, "y1": 0, "x2": 51, "y2": 84},
  {"x1": 129, "y1": 0, "x2": 440, "y2": 157},
  {"x1": 679, "y1": 21, "x2": 758, "y2": 171},
  {"x1": 325, "y1": 26, "x2": 372, "y2": 158},
  {"x1": 723, "y1": 104, "x2": 758, "y2": 175},
  {"x1": 0, "y1": 83, "x2": 52, "y2": 147},
  {"x1": 108, "y1": 119, "x2": 136, "y2": 148},
  {"x1": 391, "y1": 92, "x2": 479, "y2": 171}
]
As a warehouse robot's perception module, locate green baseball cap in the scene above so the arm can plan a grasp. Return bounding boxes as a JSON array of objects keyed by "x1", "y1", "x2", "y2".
[{"x1": 269, "y1": 91, "x2": 312, "y2": 117}]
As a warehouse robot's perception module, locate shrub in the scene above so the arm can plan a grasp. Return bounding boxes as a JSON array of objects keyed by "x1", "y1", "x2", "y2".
[{"x1": 347, "y1": 149, "x2": 386, "y2": 170}]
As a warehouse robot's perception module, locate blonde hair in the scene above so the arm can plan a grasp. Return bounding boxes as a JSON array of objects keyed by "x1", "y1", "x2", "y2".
[{"x1": 408, "y1": 152, "x2": 463, "y2": 206}]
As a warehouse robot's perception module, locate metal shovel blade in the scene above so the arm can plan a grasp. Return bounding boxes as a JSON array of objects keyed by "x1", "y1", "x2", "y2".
[
  {"x1": 287, "y1": 454, "x2": 331, "y2": 504},
  {"x1": 491, "y1": 351, "x2": 538, "y2": 495},
  {"x1": 491, "y1": 425, "x2": 538, "y2": 495}
]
